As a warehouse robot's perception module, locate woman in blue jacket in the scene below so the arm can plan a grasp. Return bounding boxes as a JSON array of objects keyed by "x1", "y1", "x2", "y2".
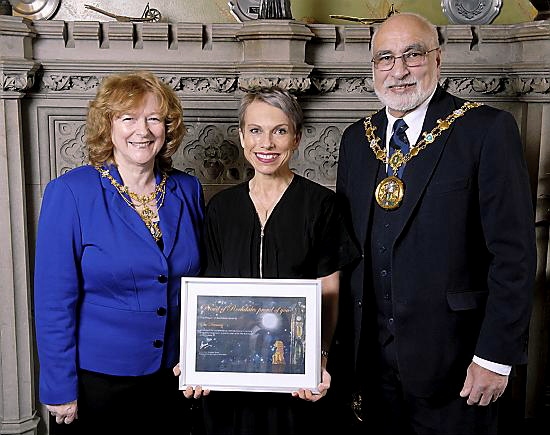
[{"x1": 34, "y1": 71, "x2": 204, "y2": 434}]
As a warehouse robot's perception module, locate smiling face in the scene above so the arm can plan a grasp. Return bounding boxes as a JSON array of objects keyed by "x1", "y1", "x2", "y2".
[
  {"x1": 372, "y1": 14, "x2": 441, "y2": 118},
  {"x1": 111, "y1": 92, "x2": 166, "y2": 171},
  {"x1": 239, "y1": 100, "x2": 300, "y2": 178}
]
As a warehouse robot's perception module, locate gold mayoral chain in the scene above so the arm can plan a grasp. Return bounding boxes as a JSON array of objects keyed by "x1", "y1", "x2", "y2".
[
  {"x1": 96, "y1": 166, "x2": 168, "y2": 241},
  {"x1": 364, "y1": 101, "x2": 482, "y2": 210}
]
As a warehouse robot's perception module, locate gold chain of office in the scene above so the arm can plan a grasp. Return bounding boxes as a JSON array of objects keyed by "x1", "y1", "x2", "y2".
[
  {"x1": 363, "y1": 100, "x2": 482, "y2": 210},
  {"x1": 95, "y1": 165, "x2": 167, "y2": 241}
]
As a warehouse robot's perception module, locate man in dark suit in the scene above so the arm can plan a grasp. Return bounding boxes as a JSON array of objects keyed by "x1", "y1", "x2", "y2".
[{"x1": 335, "y1": 12, "x2": 536, "y2": 435}]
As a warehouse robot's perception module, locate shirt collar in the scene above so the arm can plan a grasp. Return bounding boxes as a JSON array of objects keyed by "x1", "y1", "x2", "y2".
[{"x1": 384, "y1": 86, "x2": 437, "y2": 148}]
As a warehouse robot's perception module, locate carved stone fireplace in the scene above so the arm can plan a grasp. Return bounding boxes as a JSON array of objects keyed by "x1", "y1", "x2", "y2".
[{"x1": 1, "y1": 15, "x2": 549, "y2": 434}]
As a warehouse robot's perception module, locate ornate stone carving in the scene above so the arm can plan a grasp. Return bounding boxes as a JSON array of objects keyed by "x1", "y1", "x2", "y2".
[
  {"x1": 302, "y1": 125, "x2": 342, "y2": 183},
  {"x1": 40, "y1": 74, "x2": 238, "y2": 94},
  {"x1": 42, "y1": 74, "x2": 101, "y2": 91},
  {"x1": 1, "y1": 72, "x2": 34, "y2": 92},
  {"x1": 441, "y1": 76, "x2": 550, "y2": 96},
  {"x1": 339, "y1": 77, "x2": 375, "y2": 94},
  {"x1": 56, "y1": 121, "x2": 86, "y2": 174},
  {"x1": 180, "y1": 124, "x2": 244, "y2": 182},
  {"x1": 34, "y1": 72, "x2": 550, "y2": 99},
  {"x1": 171, "y1": 77, "x2": 238, "y2": 93},
  {"x1": 311, "y1": 78, "x2": 337, "y2": 93},
  {"x1": 238, "y1": 77, "x2": 311, "y2": 93}
]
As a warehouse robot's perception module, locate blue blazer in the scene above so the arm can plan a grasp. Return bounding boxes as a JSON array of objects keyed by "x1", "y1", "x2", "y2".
[{"x1": 34, "y1": 164, "x2": 204, "y2": 405}]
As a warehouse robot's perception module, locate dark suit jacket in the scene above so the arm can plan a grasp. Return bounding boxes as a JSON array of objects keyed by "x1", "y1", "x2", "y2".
[{"x1": 336, "y1": 86, "x2": 536, "y2": 397}]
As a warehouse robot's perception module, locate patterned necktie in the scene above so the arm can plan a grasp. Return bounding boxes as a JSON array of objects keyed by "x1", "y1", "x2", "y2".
[{"x1": 388, "y1": 118, "x2": 409, "y2": 177}]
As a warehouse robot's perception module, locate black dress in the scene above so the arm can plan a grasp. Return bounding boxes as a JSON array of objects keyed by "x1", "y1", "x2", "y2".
[{"x1": 201, "y1": 174, "x2": 359, "y2": 435}]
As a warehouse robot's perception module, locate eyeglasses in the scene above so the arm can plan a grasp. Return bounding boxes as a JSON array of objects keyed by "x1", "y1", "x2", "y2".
[{"x1": 372, "y1": 48, "x2": 439, "y2": 71}]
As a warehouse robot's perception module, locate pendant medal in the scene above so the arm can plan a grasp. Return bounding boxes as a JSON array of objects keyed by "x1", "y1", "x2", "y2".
[
  {"x1": 375, "y1": 176, "x2": 404, "y2": 210},
  {"x1": 363, "y1": 100, "x2": 482, "y2": 210}
]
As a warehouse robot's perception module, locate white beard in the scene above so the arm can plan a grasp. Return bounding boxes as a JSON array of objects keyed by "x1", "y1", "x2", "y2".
[{"x1": 375, "y1": 79, "x2": 437, "y2": 114}]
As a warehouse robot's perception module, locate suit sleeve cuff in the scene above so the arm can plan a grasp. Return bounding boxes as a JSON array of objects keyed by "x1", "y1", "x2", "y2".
[{"x1": 473, "y1": 356, "x2": 511, "y2": 376}]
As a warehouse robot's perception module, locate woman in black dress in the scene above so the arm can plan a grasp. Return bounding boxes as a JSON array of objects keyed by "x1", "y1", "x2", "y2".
[{"x1": 188, "y1": 86, "x2": 359, "y2": 434}]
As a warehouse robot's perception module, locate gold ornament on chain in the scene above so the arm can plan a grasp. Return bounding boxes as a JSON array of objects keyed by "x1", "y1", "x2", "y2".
[
  {"x1": 96, "y1": 166, "x2": 168, "y2": 241},
  {"x1": 364, "y1": 101, "x2": 482, "y2": 210}
]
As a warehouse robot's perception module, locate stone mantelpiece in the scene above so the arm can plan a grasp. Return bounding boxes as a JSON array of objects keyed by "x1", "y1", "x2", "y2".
[{"x1": 1, "y1": 15, "x2": 549, "y2": 435}]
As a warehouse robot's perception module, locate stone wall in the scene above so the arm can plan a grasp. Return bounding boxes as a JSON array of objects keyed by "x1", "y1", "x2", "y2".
[{"x1": 1, "y1": 15, "x2": 549, "y2": 434}]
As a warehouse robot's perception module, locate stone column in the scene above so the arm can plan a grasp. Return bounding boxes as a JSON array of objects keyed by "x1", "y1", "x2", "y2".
[
  {"x1": 236, "y1": 19, "x2": 314, "y2": 91},
  {"x1": 0, "y1": 15, "x2": 40, "y2": 435}
]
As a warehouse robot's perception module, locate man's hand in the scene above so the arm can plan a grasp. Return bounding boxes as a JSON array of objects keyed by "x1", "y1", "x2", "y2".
[
  {"x1": 47, "y1": 400, "x2": 78, "y2": 424},
  {"x1": 292, "y1": 366, "x2": 331, "y2": 402},
  {"x1": 460, "y1": 361, "x2": 508, "y2": 406}
]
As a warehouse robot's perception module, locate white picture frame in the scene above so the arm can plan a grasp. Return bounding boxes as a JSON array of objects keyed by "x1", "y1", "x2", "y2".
[{"x1": 179, "y1": 277, "x2": 322, "y2": 393}]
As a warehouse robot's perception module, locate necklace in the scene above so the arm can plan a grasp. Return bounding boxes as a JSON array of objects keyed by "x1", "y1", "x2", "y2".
[
  {"x1": 249, "y1": 176, "x2": 293, "y2": 226},
  {"x1": 364, "y1": 100, "x2": 482, "y2": 210},
  {"x1": 96, "y1": 166, "x2": 168, "y2": 241}
]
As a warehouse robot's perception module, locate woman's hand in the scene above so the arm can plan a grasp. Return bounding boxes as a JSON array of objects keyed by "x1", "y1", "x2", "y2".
[
  {"x1": 173, "y1": 363, "x2": 210, "y2": 398},
  {"x1": 292, "y1": 366, "x2": 331, "y2": 402},
  {"x1": 47, "y1": 400, "x2": 78, "y2": 424}
]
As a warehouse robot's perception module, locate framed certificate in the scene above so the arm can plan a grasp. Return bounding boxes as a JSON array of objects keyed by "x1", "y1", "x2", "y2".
[{"x1": 179, "y1": 277, "x2": 322, "y2": 393}]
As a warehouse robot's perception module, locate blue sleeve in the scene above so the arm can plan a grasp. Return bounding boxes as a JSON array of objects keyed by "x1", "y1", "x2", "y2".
[{"x1": 34, "y1": 178, "x2": 83, "y2": 405}]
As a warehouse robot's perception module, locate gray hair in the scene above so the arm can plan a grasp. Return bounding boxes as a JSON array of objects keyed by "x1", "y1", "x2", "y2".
[{"x1": 238, "y1": 87, "x2": 304, "y2": 135}]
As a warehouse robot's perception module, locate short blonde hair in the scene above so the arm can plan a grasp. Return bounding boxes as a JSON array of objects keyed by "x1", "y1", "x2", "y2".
[{"x1": 86, "y1": 71, "x2": 185, "y2": 172}]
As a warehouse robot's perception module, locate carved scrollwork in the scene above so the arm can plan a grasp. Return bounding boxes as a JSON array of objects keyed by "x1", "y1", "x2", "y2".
[
  {"x1": 1, "y1": 73, "x2": 35, "y2": 92},
  {"x1": 56, "y1": 121, "x2": 87, "y2": 175},
  {"x1": 42, "y1": 74, "x2": 101, "y2": 91},
  {"x1": 303, "y1": 125, "x2": 342, "y2": 183},
  {"x1": 176, "y1": 77, "x2": 238, "y2": 93},
  {"x1": 31, "y1": 72, "x2": 550, "y2": 98},
  {"x1": 442, "y1": 76, "x2": 550, "y2": 96},
  {"x1": 471, "y1": 77, "x2": 502, "y2": 94},
  {"x1": 529, "y1": 78, "x2": 550, "y2": 94},
  {"x1": 441, "y1": 77, "x2": 503, "y2": 95},
  {"x1": 339, "y1": 77, "x2": 374, "y2": 93},
  {"x1": 508, "y1": 77, "x2": 534, "y2": 95},
  {"x1": 311, "y1": 78, "x2": 337, "y2": 93},
  {"x1": 181, "y1": 125, "x2": 243, "y2": 182},
  {"x1": 238, "y1": 77, "x2": 311, "y2": 93}
]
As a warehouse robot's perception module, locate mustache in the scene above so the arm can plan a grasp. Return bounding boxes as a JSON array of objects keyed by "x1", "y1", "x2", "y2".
[{"x1": 385, "y1": 81, "x2": 416, "y2": 89}]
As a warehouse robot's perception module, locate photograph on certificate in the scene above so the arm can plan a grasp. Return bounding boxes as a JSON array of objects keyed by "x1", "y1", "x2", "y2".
[
  {"x1": 179, "y1": 277, "x2": 321, "y2": 393},
  {"x1": 195, "y1": 295, "x2": 306, "y2": 374}
]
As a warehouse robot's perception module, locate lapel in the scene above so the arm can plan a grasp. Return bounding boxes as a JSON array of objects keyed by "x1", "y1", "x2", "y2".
[
  {"x1": 393, "y1": 86, "x2": 459, "y2": 237},
  {"x1": 159, "y1": 174, "x2": 183, "y2": 257},
  {"x1": 359, "y1": 109, "x2": 388, "y2": 246},
  {"x1": 100, "y1": 166, "x2": 159, "y2": 251},
  {"x1": 99, "y1": 165, "x2": 182, "y2": 254}
]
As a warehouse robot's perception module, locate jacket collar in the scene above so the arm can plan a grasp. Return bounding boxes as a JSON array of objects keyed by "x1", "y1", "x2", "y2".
[
  {"x1": 366, "y1": 86, "x2": 457, "y2": 241},
  {"x1": 97, "y1": 164, "x2": 183, "y2": 256}
]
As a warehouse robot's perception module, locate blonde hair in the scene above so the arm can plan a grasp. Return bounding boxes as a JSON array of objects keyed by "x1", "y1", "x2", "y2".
[{"x1": 86, "y1": 71, "x2": 185, "y2": 172}]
